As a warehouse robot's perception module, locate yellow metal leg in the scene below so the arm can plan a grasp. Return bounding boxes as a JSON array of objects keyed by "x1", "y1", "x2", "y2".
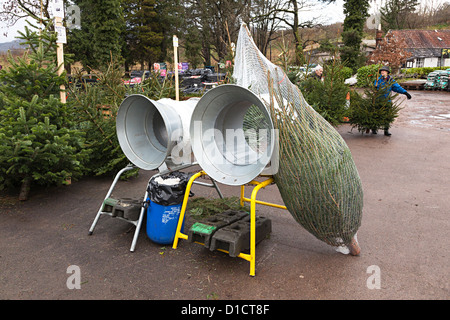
[
  {"x1": 249, "y1": 177, "x2": 274, "y2": 276},
  {"x1": 172, "y1": 170, "x2": 207, "y2": 249},
  {"x1": 173, "y1": 172, "x2": 287, "y2": 277}
]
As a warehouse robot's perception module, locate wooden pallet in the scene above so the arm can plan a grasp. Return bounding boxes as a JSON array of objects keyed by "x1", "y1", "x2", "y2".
[{"x1": 401, "y1": 80, "x2": 426, "y2": 90}]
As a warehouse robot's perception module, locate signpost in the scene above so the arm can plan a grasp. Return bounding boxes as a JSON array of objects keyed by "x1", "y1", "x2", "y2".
[
  {"x1": 53, "y1": 0, "x2": 66, "y2": 104},
  {"x1": 173, "y1": 35, "x2": 179, "y2": 101}
]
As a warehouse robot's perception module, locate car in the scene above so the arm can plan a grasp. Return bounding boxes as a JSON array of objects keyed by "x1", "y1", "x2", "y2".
[
  {"x1": 130, "y1": 70, "x2": 150, "y2": 79},
  {"x1": 123, "y1": 77, "x2": 142, "y2": 87}
]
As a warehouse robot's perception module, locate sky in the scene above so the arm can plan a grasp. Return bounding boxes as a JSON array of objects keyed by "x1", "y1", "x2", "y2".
[{"x1": 1, "y1": 18, "x2": 29, "y2": 43}]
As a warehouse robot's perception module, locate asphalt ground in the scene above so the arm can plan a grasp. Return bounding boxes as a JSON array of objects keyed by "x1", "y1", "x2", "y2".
[{"x1": 0, "y1": 90, "x2": 448, "y2": 302}]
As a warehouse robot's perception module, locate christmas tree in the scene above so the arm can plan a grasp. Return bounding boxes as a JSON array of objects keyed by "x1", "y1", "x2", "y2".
[
  {"x1": 347, "y1": 74, "x2": 402, "y2": 133},
  {"x1": 0, "y1": 23, "x2": 87, "y2": 200},
  {"x1": 300, "y1": 59, "x2": 351, "y2": 126}
]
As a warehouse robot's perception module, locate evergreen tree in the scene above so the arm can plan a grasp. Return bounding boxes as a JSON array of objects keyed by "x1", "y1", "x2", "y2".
[
  {"x1": 341, "y1": 0, "x2": 370, "y2": 72},
  {"x1": 123, "y1": 0, "x2": 164, "y2": 70},
  {"x1": 0, "y1": 25, "x2": 87, "y2": 200},
  {"x1": 184, "y1": 26, "x2": 203, "y2": 69},
  {"x1": 347, "y1": 74, "x2": 402, "y2": 133},
  {"x1": 300, "y1": 59, "x2": 351, "y2": 126},
  {"x1": 380, "y1": 0, "x2": 420, "y2": 32},
  {"x1": 67, "y1": 0, "x2": 124, "y2": 70}
]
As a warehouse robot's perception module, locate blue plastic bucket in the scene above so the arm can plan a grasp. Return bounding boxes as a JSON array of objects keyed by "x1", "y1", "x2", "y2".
[{"x1": 146, "y1": 200, "x2": 185, "y2": 245}]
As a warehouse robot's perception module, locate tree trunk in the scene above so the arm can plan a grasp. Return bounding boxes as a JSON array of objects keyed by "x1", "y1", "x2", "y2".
[{"x1": 19, "y1": 176, "x2": 31, "y2": 201}]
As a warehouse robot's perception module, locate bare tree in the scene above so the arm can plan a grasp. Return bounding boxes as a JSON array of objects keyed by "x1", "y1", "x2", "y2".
[
  {"x1": 264, "y1": 0, "x2": 334, "y2": 65},
  {"x1": 367, "y1": 31, "x2": 412, "y2": 73},
  {"x1": 247, "y1": 0, "x2": 284, "y2": 56},
  {"x1": 181, "y1": 0, "x2": 250, "y2": 66},
  {"x1": 0, "y1": 0, "x2": 51, "y2": 28}
]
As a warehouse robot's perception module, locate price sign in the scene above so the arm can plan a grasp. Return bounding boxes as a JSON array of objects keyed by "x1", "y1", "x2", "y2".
[
  {"x1": 52, "y1": 0, "x2": 65, "y2": 18},
  {"x1": 55, "y1": 26, "x2": 67, "y2": 44}
]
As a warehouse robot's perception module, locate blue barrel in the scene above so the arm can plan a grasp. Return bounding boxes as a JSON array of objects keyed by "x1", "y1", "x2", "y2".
[{"x1": 146, "y1": 200, "x2": 185, "y2": 245}]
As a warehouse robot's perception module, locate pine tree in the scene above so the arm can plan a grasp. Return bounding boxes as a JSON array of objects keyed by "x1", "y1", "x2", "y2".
[
  {"x1": 123, "y1": 0, "x2": 164, "y2": 70},
  {"x1": 341, "y1": 0, "x2": 370, "y2": 72},
  {"x1": 300, "y1": 59, "x2": 351, "y2": 126},
  {"x1": 67, "y1": 0, "x2": 124, "y2": 70},
  {"x1": 347, "y1": 74, "x2": 402, "y2": 133},
  {"x1": 0, "y1": 24, "x2": 87, "y2": 200},
  {"x1": 381, "y1": 0, "x2": 420, "y2": 32}
]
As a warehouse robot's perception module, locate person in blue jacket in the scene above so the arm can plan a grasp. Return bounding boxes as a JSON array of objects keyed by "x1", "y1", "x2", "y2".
[{"x1": 373, "y1": 65, "x2": 411, "y2": 136}]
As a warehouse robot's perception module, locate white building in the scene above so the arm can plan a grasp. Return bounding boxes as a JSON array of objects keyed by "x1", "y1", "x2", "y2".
[{"x1": 386, "y1": 29, "x2": 450, "y2": 68}]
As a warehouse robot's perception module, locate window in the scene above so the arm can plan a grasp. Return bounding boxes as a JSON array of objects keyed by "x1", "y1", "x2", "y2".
[
  {"x1": 416, "y1": 58, "x2": 424, "y2": 68},
  {"x1": 406, "y1": 60, "x2": 413, "y2": 68}
]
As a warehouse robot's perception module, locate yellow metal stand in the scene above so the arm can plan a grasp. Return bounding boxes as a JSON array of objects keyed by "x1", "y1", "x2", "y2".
[{"x1": 172, "y1": 170, "x2": 287, "y2": 277}]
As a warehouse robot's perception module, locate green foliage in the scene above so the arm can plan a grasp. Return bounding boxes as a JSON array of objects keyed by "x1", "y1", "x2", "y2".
[
  {"x1": 341, "y1": 0, "x2": 370, "y2": 72},
  {"x1": 67, "y1": 0, "x2": 124, "y2": 70},
  {"x1": 347, "y1": 83, "x2": 402, "y2": 133},
  {"x1": 184, "y1": 26, "x2": 204, "y2": 69},
  {"x1": 186, "y1": 196, "x2": 249, "y2": 220},
  {"x1": 67, "y1": 64, "x2": 127, "y2": 177},
  {"x1": 341, "y1": 66, "x2": 354, "y2": 80},
  {"x1": 380, "y1": 0, "x2": 420, "y2": 32},
  {"x1": 299, "y1": 60, "x2": 351, "y2": 126},
  {"x1": 356, "y1": 64, "x2": 382, "y2": 87},
  {"x1": 401, "y1": 66, "x2": 450, "y2": 78},
  {"x1": 0, "y1": 25, "x2": 87, "y2": 200},
  {"x1": 123, "y1": 0, "x2": 164, "y2": 68}
]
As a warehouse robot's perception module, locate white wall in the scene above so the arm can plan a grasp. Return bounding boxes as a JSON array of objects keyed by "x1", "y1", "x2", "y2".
[{"x1": 408, "y1": 57, "x2": 450, "y2": 68}]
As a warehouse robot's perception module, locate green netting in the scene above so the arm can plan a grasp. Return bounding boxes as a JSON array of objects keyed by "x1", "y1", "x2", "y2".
[{"x1": 234, "y1": 24, "x2": 363, "y2": 248}]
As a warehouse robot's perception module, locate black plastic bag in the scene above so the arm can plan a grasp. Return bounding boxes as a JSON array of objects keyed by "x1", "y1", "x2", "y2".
[{"x1": 147, "y1": 172, "x2": 193, "y2": 206}]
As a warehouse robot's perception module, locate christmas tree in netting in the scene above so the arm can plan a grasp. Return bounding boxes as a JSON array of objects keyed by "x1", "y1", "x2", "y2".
[{"x1": 234, "y1": 24, "x2": 363, "y2": 253}]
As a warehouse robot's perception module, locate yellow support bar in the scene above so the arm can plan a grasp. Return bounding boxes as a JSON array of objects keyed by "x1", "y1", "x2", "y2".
[
  {"x1": 172, "y1": 170, "x2": 206, "y2": 249},
  {"x1": 241, "y1": 197, "x2": 287, "y2": 210},
  {"x1": 248, "y1": 177, "x2": 274, "y2": 276}
]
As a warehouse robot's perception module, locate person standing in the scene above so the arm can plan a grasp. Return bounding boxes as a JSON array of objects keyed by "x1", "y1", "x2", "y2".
[{"x1": 373, "y1": 65, "x2": 412, "y2": 136}]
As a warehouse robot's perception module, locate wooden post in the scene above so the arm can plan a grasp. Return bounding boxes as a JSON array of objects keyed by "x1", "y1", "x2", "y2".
[
  {"x1": 173, "y1": 35, "x2": 179, "y2": 101},
  {"x1": 52, "y1": 0, "x2": 66, "y2": 104},
  {"x1": 55, "y1": 16, "x2": 66, "y2": 104}
]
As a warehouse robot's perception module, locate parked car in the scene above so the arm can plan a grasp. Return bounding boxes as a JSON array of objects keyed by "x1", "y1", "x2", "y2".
[
  {"x1": 180, "y1": 68, "x2": 227, "y2": 94},
  {"x1": 123, "y1": 77, "x2": 142, "y2": 87},
  {"x1": 130, "y1": 70, "x2": 150, "y2": 79}
]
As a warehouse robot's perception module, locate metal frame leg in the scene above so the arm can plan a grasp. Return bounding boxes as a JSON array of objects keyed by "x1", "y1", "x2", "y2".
[
  {"x1": 89, "y1": 164, "x2": 225, "y2": 253},
  {"x1": 130, "y1": 190, "x2": 148, "y2": 252},
  {"x1": 88, "y1": 164, "x2": 136, "y2": 235},
  {"x1": 239, "y1": 177, "x2": 287, "y2": 277},
  {"x1": 172, "y1": 171, "x2": 207, "y2": 249},
  {"x1": 172, "y1": 172, "x2": 287, "y2": 277}
]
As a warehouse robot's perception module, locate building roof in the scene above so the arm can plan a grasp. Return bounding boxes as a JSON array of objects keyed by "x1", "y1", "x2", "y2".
[{"x1": 388, "y1": 29, "x2": 450, "y2": 58}]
